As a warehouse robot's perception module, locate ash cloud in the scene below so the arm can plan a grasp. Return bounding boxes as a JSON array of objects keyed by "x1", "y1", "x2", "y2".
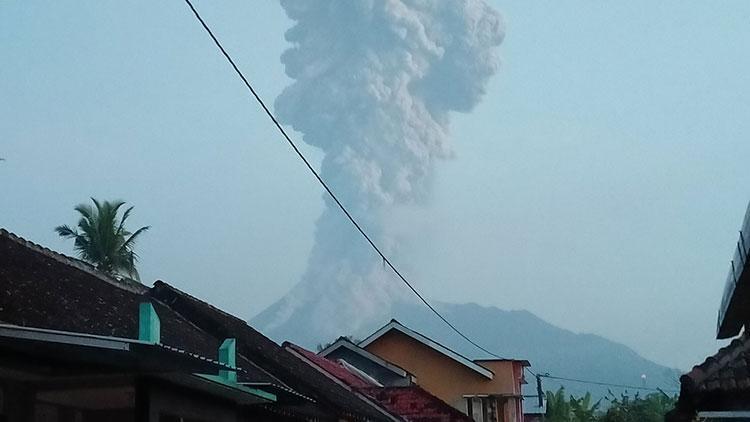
[{"x1": 256, "y1": 0, "x2": 504, "y2": 343}]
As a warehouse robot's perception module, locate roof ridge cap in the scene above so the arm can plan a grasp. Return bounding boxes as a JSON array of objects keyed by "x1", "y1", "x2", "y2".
[
  {"x1": 684, "y1": 332, "x2": 750, "y2": 388},
  {"x1": 378, "y1": 320, "x2": 496, "y2": 378},
  {"x1": 153, "y1": 280, "x2": 248, "y2": 325},
  {"x1": 0, "y1": 228, "x2": 148, "y2": 294}
]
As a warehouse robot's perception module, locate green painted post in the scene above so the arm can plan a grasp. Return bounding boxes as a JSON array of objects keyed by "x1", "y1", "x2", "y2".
[
  {"x1": 138, "y1": 302, "x2": 161, "y2": 344},
  {"x1": 219, "y1": 338, "x2": 237, "y2": 382}
]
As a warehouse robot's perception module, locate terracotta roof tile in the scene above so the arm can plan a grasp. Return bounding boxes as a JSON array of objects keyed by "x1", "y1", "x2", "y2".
[
  {"x1": 682, "y1": 333, "x2": 750, "y2": 395},
  {"x1": 285, "y1": 344, "x2": 471, "y2": 422},
  {"x1": 363, "y1": 387, "x2": 473, "y2": 422}
]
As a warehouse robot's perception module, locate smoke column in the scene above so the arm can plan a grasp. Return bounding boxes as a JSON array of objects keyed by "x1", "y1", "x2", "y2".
[{"x1": 255, "y1": 0, "x2": 504, "y2": 344}]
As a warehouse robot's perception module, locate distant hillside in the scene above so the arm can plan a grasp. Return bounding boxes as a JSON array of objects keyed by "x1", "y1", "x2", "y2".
[
  {"x1": 391, "y1": 302, "x2": 681, "y2": 399},
  {"x1": 253, "y1": 300, "x2": 681, "y2": 400}
]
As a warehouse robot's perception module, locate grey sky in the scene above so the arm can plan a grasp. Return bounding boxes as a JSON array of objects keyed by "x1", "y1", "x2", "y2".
[{"x1": 1, "y1": 1, "x2": 748, "y2": 370}]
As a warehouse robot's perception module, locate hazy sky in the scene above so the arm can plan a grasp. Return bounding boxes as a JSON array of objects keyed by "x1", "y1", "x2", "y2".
[{"x1": 2, "y1": 1, "x2": 749, "y2": 370}]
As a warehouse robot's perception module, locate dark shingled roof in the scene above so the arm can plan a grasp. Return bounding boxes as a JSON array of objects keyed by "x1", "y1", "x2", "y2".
[
  {"x1": 0, "y1": 228, "x2": 392, "y2": 421},
  {"x1": 0, "y1": 228, "x2": 217, "y2": 356},
  {"x1": 0, "y1": 228, "x2": 281, "y2": 385},
  {"x1": 667, "y1": 333, "x2": 750, "y2": 420},
  {"x1": 150, "y1": 280, "x2": 395, "y2": 422},
  {"x1": 681, "y1": 333, "x2": 750, "y2": 395}
]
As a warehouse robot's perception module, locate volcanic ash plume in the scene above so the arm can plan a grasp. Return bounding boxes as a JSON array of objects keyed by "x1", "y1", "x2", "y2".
[{"x1": 254, "y1": 0, "x2": 504, "y2": 345}]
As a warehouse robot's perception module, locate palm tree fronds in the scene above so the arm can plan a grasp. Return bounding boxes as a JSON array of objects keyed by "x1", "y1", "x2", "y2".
[
  {"x1": 121, "y1": 226, "x2": 150, "y2": 251},
  {"x1": 54, "y1": 224, "x2": 78, "y2": 238},
  {"x1": 117, "y1": 206, "x2": 135, "y2": 236},
  {"x1": 56, "y1": 198, "x2": 149, "y2": 281}
]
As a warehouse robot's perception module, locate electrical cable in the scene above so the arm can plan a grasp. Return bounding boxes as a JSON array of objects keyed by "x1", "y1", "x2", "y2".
[
  {"x1": 525, "y1": 362, "x2": 679, "y2": 394},
  {"x1": 537, "y1": 373, "x2": 679, "y2": 394},
  {"x1": 181, "y1": 0, "x2": 684, "y2": 397},
  {"x1": 181, "y1": 0, "x2": 507, "y2": 361}
]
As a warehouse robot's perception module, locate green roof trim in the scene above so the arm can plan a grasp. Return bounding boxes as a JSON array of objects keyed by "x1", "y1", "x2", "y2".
[
  {"x1": 138, "y1": 302, "x2": 160, "y2": 343},
  {"x1": 197, "y1": 374, "x2": 277, "y2": 402},
  {"x1": 219, "y1": 338, "x2": 237, "y2": 382}
]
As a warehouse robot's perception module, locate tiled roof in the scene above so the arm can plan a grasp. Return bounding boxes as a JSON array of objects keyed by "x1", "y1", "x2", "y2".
[
  {"x1": 286, "y1": 343, "x2": 471, "y2": 422},
  {"x1": 0, "y1": 228, "x2": 280, "y2": 385},
  {"x1": 0, "y1": 227, "x2": 468, "y2": 422},
  {"x1": 0, "y1": 228, "x2": 215, "y2": 357},
  {"x1": 668, "y1": 333, "x2": 750, "y2": 420},
  {"x1": 150, "y1": 280, "x2": 396, "y2": 422},
  {"x1": 681, "y1": 333, "x2": 750, "y2": 395},
  {"x1": 287, "y1": 343, "x2": 377, "y2": 390},
  {"x1": 363, "y1": 387, "x2": 473, "y2": 422}
]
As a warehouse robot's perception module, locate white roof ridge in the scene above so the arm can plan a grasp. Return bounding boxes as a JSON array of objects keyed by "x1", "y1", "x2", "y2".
[{"x1": 358, "y1": 320, "x2": 494, "y2": 379}]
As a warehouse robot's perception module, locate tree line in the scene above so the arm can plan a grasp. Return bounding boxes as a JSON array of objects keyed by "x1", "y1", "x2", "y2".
[{"x1": 545, "y1": 387, "x2": 676, "y2": 422}]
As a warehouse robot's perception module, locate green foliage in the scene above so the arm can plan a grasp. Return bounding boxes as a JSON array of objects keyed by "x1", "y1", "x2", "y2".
[
  {"x1": 599, "y1": 391, "x2": 677, "y2": 422},
  {"x1": 545, "y1": 388, "x2": 676, "y2": 422},
  {"x1": 571, "y1": 392, "x2": 600, "y2": 421},
  {"x1": 55, "y1": 198, "x2": 150, "y2": 280},
  {"x1": 545, "y1": 388, "x2": 600, "y2": 422}
]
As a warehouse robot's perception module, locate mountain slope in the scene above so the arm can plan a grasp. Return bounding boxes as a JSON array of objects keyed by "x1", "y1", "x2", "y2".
[
  {"x1": 253, "y1": 300, "x2": 681, "y2": 399},
  {"x1": 391, "y1": 302, "x2": 681, "y2": 398}
]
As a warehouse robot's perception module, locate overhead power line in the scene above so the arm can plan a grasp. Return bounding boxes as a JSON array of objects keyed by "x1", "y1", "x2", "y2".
[
  {"x1": 180, "y1": 0, "x2": 684, "y2": 397},
  {"x1": 528, "y1": 369, "x2": 679, "y2": 394},
  {"x1": 181, "y1": 0, "x2": 506, "y2": 361}
]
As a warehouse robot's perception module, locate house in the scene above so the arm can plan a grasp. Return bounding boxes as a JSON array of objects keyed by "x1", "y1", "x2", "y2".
[
  {"x1": 0, "y1": 309, "x2": 273, "y2": 421},
  {"x1": 0, "y1": 228, "x2": 399, "y2": 422},
  {"x1": 149, "y1": 280, "x2": 395, "y2": 422},
  {"x1": 285, "y1": 342, "x2": 473, "y2": 422},
  {"x1": 667, "y1": 202, "x2": 750, "y2": 421},
  {"x1": 318, "y1": 337, "x2": 416, "y2": 387},
  {"x1": 336, "y1": 320, "x2": 530, "y2": 422}
]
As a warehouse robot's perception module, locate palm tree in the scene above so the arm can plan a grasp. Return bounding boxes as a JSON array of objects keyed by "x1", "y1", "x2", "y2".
[{"x1": 55, "y1": 198, "x2": 150, "y2": 280}]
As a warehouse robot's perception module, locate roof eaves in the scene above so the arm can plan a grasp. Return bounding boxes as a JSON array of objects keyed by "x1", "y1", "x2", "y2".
[
  {"x1": 240, "y1": 382, "x2": 316, "y2": 403},
  {"x1": 285, "y1": 343, "x2": 403, "y2": 422},
  {"x1": 150, "y1": 281, "x2": 391, "y2": 421},
  {"x1": 0, "y1": 323, "x2": 234, "y2": 373},
  {"x1": 682, "y1": 332, "x2": 750, "y2": 393},
  {"x1": 359, "y1": 320, "x2": 494, "y2": 379},
  {"x1": 474, "y1": 358, "x2": 532, "y2": 366},
  {"x1": 320, "y1": 338, "x2": 410, "y2": 378}
]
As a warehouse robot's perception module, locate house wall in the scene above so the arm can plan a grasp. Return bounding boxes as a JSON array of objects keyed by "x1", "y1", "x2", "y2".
[
  {"x1": 363, "y1": 331, "x2": 521, "y2": 412},
  {"x1": 478, "y1": 361, "x2": 525, "y2": 422}
]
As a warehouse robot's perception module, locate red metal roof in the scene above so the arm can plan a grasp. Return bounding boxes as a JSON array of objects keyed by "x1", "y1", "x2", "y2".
[
  {"x1": 286, "y1": 343, "x2": 472, "y2": 422},
  {"x1": 286, "y1": 343, "x2": 376, "y2": 390}
]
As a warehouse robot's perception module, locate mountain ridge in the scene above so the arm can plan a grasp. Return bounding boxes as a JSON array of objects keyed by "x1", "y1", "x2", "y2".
[{"x1": 252, "y1": 299, "x2": 681, "y2": 400}]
